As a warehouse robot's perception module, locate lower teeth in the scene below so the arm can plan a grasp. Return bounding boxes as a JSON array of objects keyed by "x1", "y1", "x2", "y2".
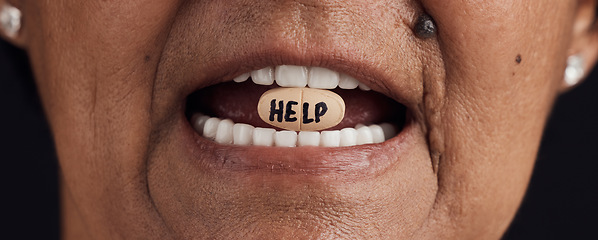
[{"x1": 191, "y1": 113, "x2": 396, "y2": 147}]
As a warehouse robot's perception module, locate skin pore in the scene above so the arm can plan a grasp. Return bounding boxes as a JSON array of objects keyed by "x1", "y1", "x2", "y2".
[{"x1": 3, "y1": 0, "x2": 598, "y2": 239}]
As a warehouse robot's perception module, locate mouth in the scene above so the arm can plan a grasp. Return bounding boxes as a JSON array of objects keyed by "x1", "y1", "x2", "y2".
[
  {"x1": 185, "y1": 65, "x2": 408, "y2": 148},
  {"x1": 161, "y1": 40, "x2": 428, "y2": 177}
]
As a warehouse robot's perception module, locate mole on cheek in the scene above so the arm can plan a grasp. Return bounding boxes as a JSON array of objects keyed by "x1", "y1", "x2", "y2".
[
  {"x1": 516, "y1": 54, "x2": 522, "y2": 64},
  {"x1": 257, "y1": 88, "x2": 345, "y2": 131},
  {"x1": 414, "y1": 13, "x2": 437, "y2": 39}
]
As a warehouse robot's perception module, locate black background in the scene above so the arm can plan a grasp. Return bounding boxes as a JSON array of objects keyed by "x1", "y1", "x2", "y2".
[{"x1": 1, "y1": 38, "x2": 596, "y2": 239}]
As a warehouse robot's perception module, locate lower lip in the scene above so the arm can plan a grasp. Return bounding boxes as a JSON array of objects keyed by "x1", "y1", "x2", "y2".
[{"x1": 179, "y1": 111, "x2": 418, "y2": 179}]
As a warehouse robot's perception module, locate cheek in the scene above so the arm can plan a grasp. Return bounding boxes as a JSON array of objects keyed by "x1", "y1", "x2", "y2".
[
  {"x1": 29, "y1": 1, "x2": 182, "y2": 162},
  {"x1": 25, "y1": 1, "x2": 183, "y2": 237},
  {"x1": 418, "y1": 0, "x2": 575, "y2": 237}
]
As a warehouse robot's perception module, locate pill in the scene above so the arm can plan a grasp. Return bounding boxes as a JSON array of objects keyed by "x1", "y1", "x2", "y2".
[{"x1": 257, "y1": 88, "x2": 345, "y2": 131}]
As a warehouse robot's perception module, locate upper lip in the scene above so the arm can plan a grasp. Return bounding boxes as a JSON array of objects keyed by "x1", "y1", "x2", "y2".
[{"x1": 179, "y1": 42, "x2": 422, "y2": 113}]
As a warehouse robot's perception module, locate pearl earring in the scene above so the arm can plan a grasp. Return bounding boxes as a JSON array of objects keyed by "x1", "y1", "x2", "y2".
[
  {"x1": 0, "y1": 2, "x2": 21, "y2": 38},
  {"x1": 564, "y1": 55, "x2": 585, "y2": 87}
]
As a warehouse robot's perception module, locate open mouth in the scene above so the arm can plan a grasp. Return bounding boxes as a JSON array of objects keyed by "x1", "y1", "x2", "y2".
[{"x1": 185, "y1": 65, "x2": 408, "y2": 147}]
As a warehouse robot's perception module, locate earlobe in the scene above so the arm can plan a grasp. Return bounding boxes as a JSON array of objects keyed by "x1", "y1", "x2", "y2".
[
  {"x1": 562, "y1": 0, "x2": 598, "y2": 91},
  {"x1": 0, "y1": 0, "x2": 26, "y2": 48},
  {"x1": 564, "y1": 54, "x2": 586, "y2": 88}
]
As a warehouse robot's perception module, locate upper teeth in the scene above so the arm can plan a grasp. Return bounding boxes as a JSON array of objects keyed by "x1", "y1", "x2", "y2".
[{"x1": 233, "y1": 65, "x2": 371, "y2": 90}]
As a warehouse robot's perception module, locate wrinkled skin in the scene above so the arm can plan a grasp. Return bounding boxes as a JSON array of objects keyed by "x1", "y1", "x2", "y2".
[{"x1": 2, "y1": 0, "x2": 597, "y2": 239}]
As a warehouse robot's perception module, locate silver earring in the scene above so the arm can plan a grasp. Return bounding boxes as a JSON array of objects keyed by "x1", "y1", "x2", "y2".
[
  {"x1": 0, "y1": 2, "x2": 21, "y2": 38},
  {"x1": 564, "y1": 55, "x2": 585, "y2": 87}
]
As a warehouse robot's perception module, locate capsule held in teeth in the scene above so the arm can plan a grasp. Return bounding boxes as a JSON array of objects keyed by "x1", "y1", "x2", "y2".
[{"x1": 257, "y1": 88, "x2": 345, "y2": 131}]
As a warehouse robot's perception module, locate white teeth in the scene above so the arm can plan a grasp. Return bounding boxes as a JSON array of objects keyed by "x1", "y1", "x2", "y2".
[
  {"x1": 251, "y1": 67, "x2": 274, "y2": 85},
  {"x1": 358, "y1": 82, "x2": 371, "y2": 91},
  {"x1": 379, "y1": 123, "x2": 396, "y2": 141},
  {"x1": 253, "y1": 127, "x2": 276, "y2": 146},
  {"x1": 233, "y1": 123, "x2": 254, "y2": 146},
  {"x1": 191, "y1": 114, "x2": 210, "y2": 134},
  {"x1": 233, "y1": 72, "x2": 251, "y2": 83},
  {"x1": 356, "y1": 126, "x2": 374, "y2": 145},
  {"x1": 308, "y1": 67, "x2": 339, "y2": 89},
  {"x1": 275, "y1": 65, "x2": 308, "y2": 87},
  {"x1": 339, "y1": 128, "x2": 358, "y2": 146},
  {"x1": 275, "y1": 130, "x2": 298, "y2": 147},
  {"x1": 202, "y1": 117, "x2": 221, "y2": 140},
  {"x1": 236, "y1": 66, "x2": 370, "y2": 90},
  {"x1": 215, "y1": 119, "x2": 234, "y2": 144},
  {"x1": 195, "y1": 66, "x2": 399, "y2": 147},
  {"x1": 297, "y1": 131, "x2": 320, "y2": 146},
  {"x1": 320, "y1": 130, "x2": 341, "y2": 147},
  {"x1": 193, "y1": 115, "x2": 398, "y2": 147},
  {"x1": 338, "y1": 73, "x2": 360, "y2": 89},
  {"x1": 369, "y1": 124, "x2": 385, "y2": 143}
]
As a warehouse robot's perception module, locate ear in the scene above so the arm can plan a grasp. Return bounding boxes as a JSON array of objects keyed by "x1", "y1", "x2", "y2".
[
  {"x1": 563, "y1": 0, "x2": 598, "y2": 91},
  {"x1": 0, "y1": 0, "x2": 27, "y2": 48}
]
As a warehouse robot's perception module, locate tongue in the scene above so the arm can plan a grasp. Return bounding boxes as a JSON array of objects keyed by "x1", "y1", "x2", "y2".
[{"x1": 187, "y1": 81, "x2": 404, "y2": 130}]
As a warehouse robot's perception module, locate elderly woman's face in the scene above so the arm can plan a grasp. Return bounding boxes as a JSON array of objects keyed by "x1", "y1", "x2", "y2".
[{"x1": 11, "y1": 0, "x2": 596, "y2": 239}]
